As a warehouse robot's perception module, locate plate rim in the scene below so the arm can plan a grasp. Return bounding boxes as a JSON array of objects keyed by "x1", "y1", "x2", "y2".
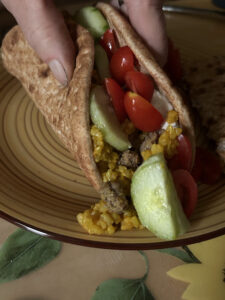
[{"x1": 0, "y1": 209, "x2": 224, "y2": 249}]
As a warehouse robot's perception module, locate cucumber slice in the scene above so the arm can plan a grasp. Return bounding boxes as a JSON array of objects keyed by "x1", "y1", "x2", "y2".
[
  {"x1": 131, "y1": 153, "x2": 189, "y2": 240},
  {"x1": 90, "y1": 85, "x2": 131, "y2": 152},
  {"x1": 139, "y1": 154, "x2": 162, "y2": 169},
  {"x1": 95, "y1": 44, "x2": 111, "y2": 82},
  {"x1": 74, "y1": 6, "x2": 109, "y2": 39}
]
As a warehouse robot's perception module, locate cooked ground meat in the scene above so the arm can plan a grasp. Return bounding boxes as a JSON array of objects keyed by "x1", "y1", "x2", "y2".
[
  {"x1": 101, "y1": 182, "x2": 128, "y2": 213},
  {"x1": 140, "y1": 132, "x2": 158, "y2": 153},
  {"x1": 119, "y1": 150, "x2": 141, "y2": 169}
]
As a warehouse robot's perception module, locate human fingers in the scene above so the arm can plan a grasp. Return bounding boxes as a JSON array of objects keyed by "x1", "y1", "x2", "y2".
[
  {"x1": 111, "y1": 0, "x2": 168, "y2": 66},
  {"x1": 2, "y1": 0, "x2": 75, "y2": 85}
]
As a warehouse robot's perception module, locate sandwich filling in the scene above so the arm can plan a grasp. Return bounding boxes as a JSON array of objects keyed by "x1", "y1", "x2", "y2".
[{"x1": 77, "y1": 25, "x2": 186, "y2": 235}]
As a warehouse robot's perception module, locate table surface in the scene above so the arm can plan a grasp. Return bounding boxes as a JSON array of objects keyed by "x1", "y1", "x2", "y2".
[{"x1": 0, "y1": 1, "x2": 224, "y2": 299}]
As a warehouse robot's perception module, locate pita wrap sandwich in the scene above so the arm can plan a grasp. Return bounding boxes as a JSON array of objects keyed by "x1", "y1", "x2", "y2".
[{"x1": 2, "y1": 3, "x2": 196, "y2": 240}]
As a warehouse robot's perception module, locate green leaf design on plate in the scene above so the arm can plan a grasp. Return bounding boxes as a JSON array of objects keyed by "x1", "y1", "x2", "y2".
[
  {"x1": 0, "y1": 228, "x2": 62, "y2": 284},
  {"x1": 91, "y1": 251, "x2": 155, "y2": 300},
  {"x1": 157, "y1": 247, "x2": 201, "y2": 264}
]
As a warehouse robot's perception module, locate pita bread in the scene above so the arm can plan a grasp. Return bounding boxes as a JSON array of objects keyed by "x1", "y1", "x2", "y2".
[{"x1": 2, "y1": 20, "x2": 104, "y2": 193}]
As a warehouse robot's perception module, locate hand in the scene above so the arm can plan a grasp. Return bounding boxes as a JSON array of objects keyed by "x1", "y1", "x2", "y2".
[
  {"x1": 111, "y1": 0, "x2": 168, "y2": 66},
  {"x1": 2, "y1": 0, "x2": 75, "y2": 86},
  {"x1": 2, "y1": 0, "x2": 167, "y2": 86}
]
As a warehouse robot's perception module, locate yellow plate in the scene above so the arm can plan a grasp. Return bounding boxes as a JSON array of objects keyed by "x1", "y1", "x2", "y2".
[{"x1": 0, "y1": 11, "x2": 225, "y2": 249}]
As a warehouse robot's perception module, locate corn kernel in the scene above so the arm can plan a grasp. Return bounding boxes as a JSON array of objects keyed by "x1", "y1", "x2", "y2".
[
  {"x1": 167, "y1": 110, "x2": 179, "y2": 123},
  {"x1": 77, "y1": 200, "x2": 144, "y2": 235},
  {"x1": 112, "y1": 213, "x2": 122, "y2": 224},
  {"x1": 107, "y1": 225, "x2": 116, "y2": 235},
  {"x1": 102, "y1": 169, "x2": 119, "y2": 182},
  {"x1": 101, "y1": 212, "x2": 114, "y2": 225},
  {"x1": 158, "y1": 131, "x2": 169, "y2": 146},
  {"x1": 118, "y1": 165, "x2": 134, "y2": 179},
  {"x1": 151, "y1": 144, "x2": 164, "y2": 155},
  {"x1": 121, "y1": 217, "x2": 133, "y2": 230},
  {"x1": 122, "y1": 119, "x2": 136, "y2": 135},
  {"x1": 141, "y1": 149, "x2": 152, "y2": 160}
]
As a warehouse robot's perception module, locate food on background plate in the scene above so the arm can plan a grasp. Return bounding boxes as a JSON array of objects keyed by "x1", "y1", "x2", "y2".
[
  {"x1": 182, "y1": 55, "x2": 225, "y2": 170},
  {"x1": 3, "y1": 2, "x2": 220, "y2": 240}
]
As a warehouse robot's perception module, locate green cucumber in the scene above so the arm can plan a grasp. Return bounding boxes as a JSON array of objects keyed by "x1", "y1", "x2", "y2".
[
  {"x1": 95, "y1": 44, "x2": 111, "y2": 82},
  {"x1": 131, "y1": 153, "x2": 190, "y2": 240},
  {"x1": 74, "y1": 6, "x2": 109, "y2": 39},
  {"x1": 90, "y1": 85, "x2": 131, "y2": 152}
]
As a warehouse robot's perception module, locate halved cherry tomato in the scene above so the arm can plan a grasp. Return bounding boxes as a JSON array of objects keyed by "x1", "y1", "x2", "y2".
[
  {"x1": 125, "y1": 70, "x2": 154, "y2": 101},
  {"x1": 164, "y1": 38, "x2": 182, "y2": 83},
  {"x1": 191, "y1": 147, "x2": 222, "y2": 184},
  {"x1": 172, "y1": 169, "x2": 198, "y2": 218},
  {"x1": 124, "y1": 92, "x2": 163, "y2": 132},
  {"x1": 168, "y1": 134, "x2": 192, "y2": 171},
  {"x1": 100, "y1": 29, "x2": 118, "y2": 59},
  {"x1": 105, "y1": 78, "x2": 127, "y2": 123},
  {"x1": 191, "y1": 148, "x2": 204, "y2": 182},
  {"x1": 110, "y1": 46, "x2": 134, "y2": 83}
]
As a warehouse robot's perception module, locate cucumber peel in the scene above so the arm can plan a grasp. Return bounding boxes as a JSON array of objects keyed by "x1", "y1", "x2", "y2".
[
  {"x1": 90, "y1": 85, "x2": 131, "y2": 152},
  {"x1": 74, "y1": 6, "x2": 109, "y2": 39},
  {"x1": 131, "y1": 154, "x2": 190, "y2": 240},
  {"x1": 95, "y1": 44, "x2": 111, "y2": 82}
]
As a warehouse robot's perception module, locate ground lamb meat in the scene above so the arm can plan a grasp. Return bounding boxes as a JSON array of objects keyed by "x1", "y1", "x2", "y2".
[
  {"x1": 140, "y1": 132, "x2": 158, "y2": 153},
  {"x1": 119, "y1": 150, "x2": 141, "y2": 170},
  {"x1": 101, "y1": 182, "x2": 128, "y2": 213}
]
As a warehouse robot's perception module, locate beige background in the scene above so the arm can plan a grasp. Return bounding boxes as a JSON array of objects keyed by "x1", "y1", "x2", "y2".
[{"x1": 0, "y1": 218, "x2": 187, "y2": 300}]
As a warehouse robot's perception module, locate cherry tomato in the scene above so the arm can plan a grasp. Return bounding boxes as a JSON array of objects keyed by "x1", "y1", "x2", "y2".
[
  {"x1": 191, "y1": 148, "x2": 204, "y2": 182},
  {"x1": 124, "y1": 92, "x2": 163, "y2": 132},
  {"x1": 164, "y1": 38, "x2": 182, "y2": 83},
  {"x1": 110, "y1": 46, "x2": 134, "y2": 83},
  {"x1": 100, "y1": 29, "x2": 118, "y2": 58},
  {"x1": 168, "y1": 134, "x2": 192, "y2": 171},
  {"x1": 105, "y1": 78, "x2": 127, "y2": 123},
  {"x1": 191, "y1": 147, "x2": 222, "y2": 185},
  {"x1": 125, "y1": 70, "x2": 154, "y2": 101},
  {"x1": 172, "y1": 169, "x2": 198, "y2": 218}
]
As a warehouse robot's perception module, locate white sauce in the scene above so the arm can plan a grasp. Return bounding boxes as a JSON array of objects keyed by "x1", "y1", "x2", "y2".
[
  {"x1": 151, "y1": 90, "x2": 173, "y2": 119},
  {"x1": 151, "y1": 90, "x2": 178, "y2": 130}
]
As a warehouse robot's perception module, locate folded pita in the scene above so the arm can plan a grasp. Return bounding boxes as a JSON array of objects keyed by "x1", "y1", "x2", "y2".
[{"x1": 2, "y1": 20, "x2": 104, "y2": 193}]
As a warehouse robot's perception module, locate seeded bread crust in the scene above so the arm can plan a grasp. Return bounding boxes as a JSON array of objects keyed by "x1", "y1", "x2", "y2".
[{"x1": 2, "y1": 22, "x2": 104, "y2": 192}]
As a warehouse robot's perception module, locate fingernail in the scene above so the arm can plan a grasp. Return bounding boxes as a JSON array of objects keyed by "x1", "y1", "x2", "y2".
[{"x1": 49, "y1": 59, "x2": 68, "y2": 86}]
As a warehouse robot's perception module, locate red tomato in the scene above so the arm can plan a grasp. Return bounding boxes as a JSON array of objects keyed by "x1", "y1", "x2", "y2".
[
  {"x1": 100, "y1": 29, "x2": 118, "y2": 58},
  {"x1": 172, "y1": 169, "x2": 198, "y2": 218},
  {"x1": 164, "y1": 38, "x2": 182, "y2": 83},
  {"x1": 191, "y1": 148, "x2": 204, "y2": 182},
  {"x1": 192, "y1": 148, "x2": 222, "y2": 185},
  {"x1": 168, "y1": 134, "x2": 192, "y2": 171},
  {"x1": 125, "y1": 70, "x2": 154, "y2": 101},
  {"x1": 124, "y1": 92, "x2": 163, "y2": 132},
  {"x1": 105, "y1": 78, "x2": 127, "y2": 123},
  {"x1": 110, "y1": 46, "x2": 134, "y2": 83}
]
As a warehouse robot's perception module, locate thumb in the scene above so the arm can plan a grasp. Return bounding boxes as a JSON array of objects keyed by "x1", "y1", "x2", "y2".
[
  {"x1": 124, "y1": 0, "x2": 168, "y2": 66},
  {"x1": 2, "y1": 0, "x2": 75, "y2": 85}
]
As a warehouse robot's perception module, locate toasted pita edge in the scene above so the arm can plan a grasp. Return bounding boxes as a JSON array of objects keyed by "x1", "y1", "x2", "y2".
[{"x1": 1, "y1": 23, "x2": 104, "y2": 193}]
